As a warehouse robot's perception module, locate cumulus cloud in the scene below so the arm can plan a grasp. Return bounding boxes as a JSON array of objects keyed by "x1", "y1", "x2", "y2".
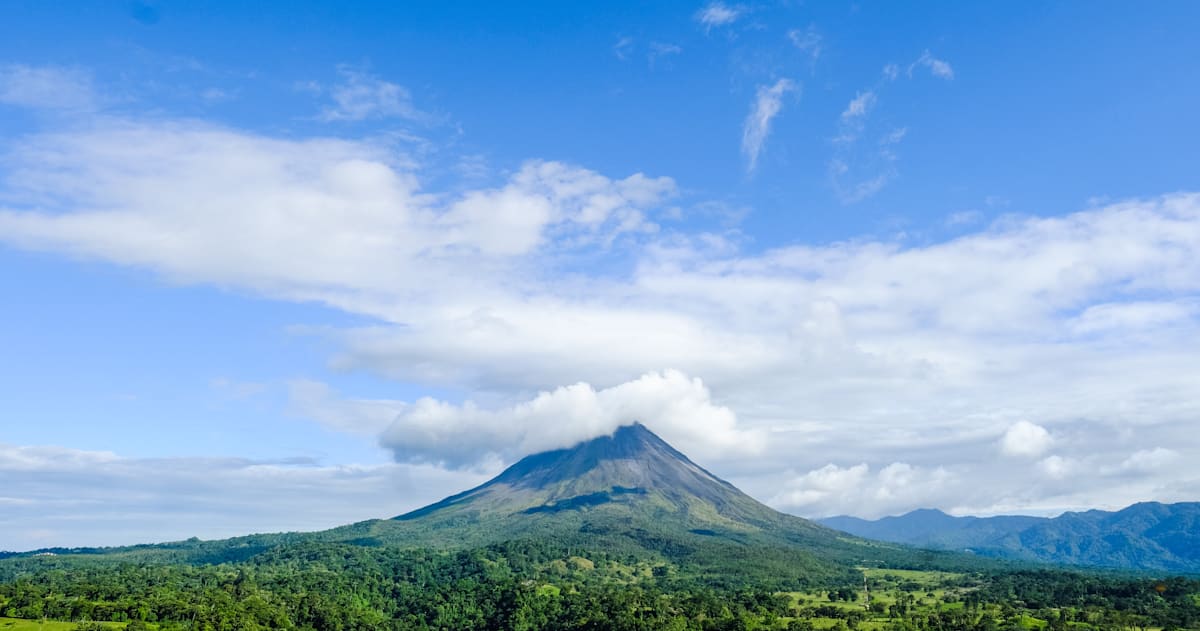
[
  {"x1": 377, "y1": 370, "x2": 764, "y2": 469},
  {"x1": 1000, "y1": 421, "x2": 1053, "y2": 457},
  {"x1": 0, "y1": 120, "x2": 675, "y2": 300},
  {"x1": 0, "y1": 64, "x2": 95, "y2": 110},
  {"x1": 771, "y1": 462, "x2": 953, "y2": 518},
  {"x1": 696, "y1": 2, "x2": 743, "y2": 32},
  {"x1": 318, "y1": 67, "x2": 424, "y2": 122},
  {"x1": 742, "y1": 78, "x2": 797, "y2": 172},
  {"x1": 1038, "y1": 455, "x2": 1075, "y2": 479},
  {"x1": 2, "y1": 110, "x2": 1200, "y2": 518}
]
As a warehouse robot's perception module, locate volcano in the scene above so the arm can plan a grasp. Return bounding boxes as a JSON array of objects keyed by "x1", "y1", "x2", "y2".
[
  {"x1": 397, "y1": 422, "x2": 783, "y2": 525},
  {"x1": 323, "y1": 423, "x2": 922, "y2": 584}
]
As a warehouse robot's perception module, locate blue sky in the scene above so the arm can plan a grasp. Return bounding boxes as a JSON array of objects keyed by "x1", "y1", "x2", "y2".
[{"x1": 2, "y1": 1, "x2": 1199, "y2": 550}]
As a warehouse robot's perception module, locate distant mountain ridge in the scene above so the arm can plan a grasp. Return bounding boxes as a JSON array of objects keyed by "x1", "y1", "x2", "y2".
[{"x1": 819, "y1": 502, "x2": 1200, "y2": 573}]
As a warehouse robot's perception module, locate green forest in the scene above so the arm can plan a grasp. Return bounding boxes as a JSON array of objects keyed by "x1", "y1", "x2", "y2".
[{"x1": 1, "y1": 540, "x2": 1197, "y2": 631}]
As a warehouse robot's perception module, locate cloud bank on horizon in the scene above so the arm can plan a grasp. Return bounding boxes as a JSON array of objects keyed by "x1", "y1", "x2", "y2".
[{"x1": 1, "y1": 2, "x2": 1199, "y2": 550}]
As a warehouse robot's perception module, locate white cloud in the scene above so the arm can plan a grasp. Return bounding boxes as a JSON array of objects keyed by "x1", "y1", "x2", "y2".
[
  {"x1": 829, "y1": 92, "x2": 898, "y2": 202},
  {"x1": 1069, "y1": 301, "x2": 1196, "y2": 335},
  {"x1": 741, "y1": 78, "x2": 798, "y2": 172},
  {"x1": 1000, "y1": 421, "x2": 1053, "y2": 457},
  {"x1": 648, "y1": 42, "x2": 683, "y2": 67},
  {"x1": 946, "y1": 210, "x2": 983, "y2": 227},
  {"x1": 319, "y1": 67, "x2": 423, "y2": 122},
  {"x1": 840, "y1": 91, "x2": 876, "y2": 121},
  {"x1": 613, "y1": 36, "x2": 634, "y2": 61},
  {"x1": 830, "y1": 51, "x2": 953, "y2": 203},
  {"x1": 378, "y1": 369, "x2": 764, "y2": 469},
  {"x1": 3, "y1": 112, "x2": 1200, "y2": 519},
  {"x1": 287, "y1": 380, "x2": 405, "y2": 437},
  {"x1": 771, "y1": 462, "x2": 954, "y2": 518},
  {"x1": 0, "y1": 64, "x2": 95, "y2": 110},
  {"x1": 0, "y1": 442, "x2": 485, "y2": 551},
  {"x1": 879, "y1": 127, "x2": 908, "y2": 146},
  {"x1": 828, "y1": 159, "x2": 894, "y2": 204},
  {"x1": 1038, "y1": 455, "x2": 1075, "y2": 479},
  {"x1": 696, "y1": 2, "x2": 743, "y2": 31},
  {"x1": 787, "y1": 26, "x2": 822, "y2": 63},
  {"x1": 0, "y1": 120, "x2": 675, "y2": 298},
  {"x1": 1119, "y1": 447, "x2": 1178, "y2": 473},
  {"x1": 910, "y1": 50, "x2": 954, "y2": 80}
]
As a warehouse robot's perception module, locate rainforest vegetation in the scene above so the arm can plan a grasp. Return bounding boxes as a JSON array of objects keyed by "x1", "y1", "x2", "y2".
[{"x1": 1, "y1": 540, "x2": 1197, "y2": 631}]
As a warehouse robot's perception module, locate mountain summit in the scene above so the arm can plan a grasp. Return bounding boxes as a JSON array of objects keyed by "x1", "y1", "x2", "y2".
[
  {"x1": 398, "y1": 423, "x2": 765, "y2": 523},
  {"x1": 329, "y1": 421, "x2": 940, "y2": 586}
]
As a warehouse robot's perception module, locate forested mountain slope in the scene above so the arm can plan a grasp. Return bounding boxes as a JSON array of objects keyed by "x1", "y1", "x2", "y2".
[{"x1": 820, "y1": 502, "x2": 1200, "y2": 573}]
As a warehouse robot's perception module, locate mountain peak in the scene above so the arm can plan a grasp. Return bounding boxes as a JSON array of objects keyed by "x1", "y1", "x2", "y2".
[
  {"x1": 392, "y1": 421, "x2": 822, "y2": 538},
  {"x1": 373, "y1": 422, "x2": 850, "y2": 571},
  {"x1": 488, "y1": 421, "x2": 704, "y2": 487}
]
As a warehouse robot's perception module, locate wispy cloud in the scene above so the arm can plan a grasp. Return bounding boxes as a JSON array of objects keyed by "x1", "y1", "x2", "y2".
[
  {"x1": 910, "y1": 50, "x2": 955, "y2": 80},
  {"x1": 840, "y1": 90, "x2": 876, "y2": 122},
  {"x1": 648, "y1": 42, "x2": 683, "y2": 68},
  {"x1": 210, "y1": 377, "x2": 267, "y2": 400},
  {"x1": 613, "y1": 36, "x2": 634, "y2": 61},
  {"x1": 741, "y1": 78, "x2": 798, "y2": 172},
  {"x1": 830, "y1": 92, "x2": 898, "y2": 203},
  {"x1": 287, "y1": 380, "x2": 405, "y2": 437},
  {"x1": 0, "y1": 64, "x2": 96, "y2": 110},
  {"x1": 787, "y1": 26, "x2": 823, "y2": 64},
  {"x1": 317, "y1": 67, "x2": 424, "y2": 122},
  {"x1": 696, "y1": 2, "x2": 743, "y2": 32},
  {"x1": 827, "y1": 50, "x2": 954, "y2": 202},
  {"x1": 827, "y1": 159, "x2": 894, "y2": 203},
  {"x1": 0, "y1": 442, "x2": 485, "y2": 550}
]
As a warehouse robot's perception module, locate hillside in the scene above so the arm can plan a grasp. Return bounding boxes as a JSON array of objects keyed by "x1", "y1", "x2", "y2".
[{"x1": 820, "y1": 502, "x2": 1200, "y2": 573}]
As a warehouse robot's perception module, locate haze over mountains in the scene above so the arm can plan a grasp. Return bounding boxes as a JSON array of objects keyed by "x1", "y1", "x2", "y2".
[
  {"x1": 820, "y1": 503, "x2": 1200, "y2": 573},
  {"x1": 5, "y1": 423, "x2": 1194, "y2": 579},
  {"x1": 3, "y1": 423, "x2": 975, "y2": 586}
]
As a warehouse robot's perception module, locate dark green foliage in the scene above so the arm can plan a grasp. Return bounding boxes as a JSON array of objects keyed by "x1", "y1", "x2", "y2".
[{"x1": 1, "y1": 546, "x2": 1197, "y2": 630}]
